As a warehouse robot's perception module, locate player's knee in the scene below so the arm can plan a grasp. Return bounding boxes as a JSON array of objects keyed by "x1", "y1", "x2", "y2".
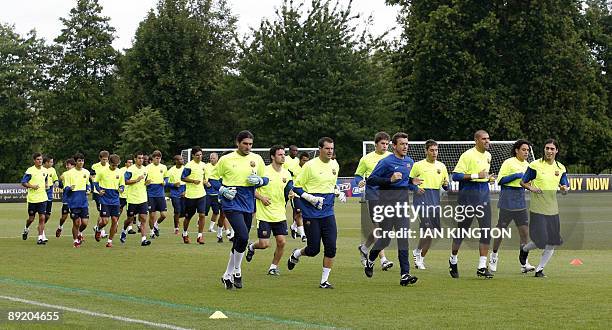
[
  {"x1": 324, "y1": 246, "x2": 336, "y2": 258},
  {"x1": 276, "y1": 238, "x2": 286, "y2": 249},
  {"x1": 479, "y1": 236, "x2": 491, "y2": 245},
  {"x1": 260, "y1": 240, "x2": 270, "y2": 249},
  {"x1": 304, "y1": 245, "x2": 320, "y2": 257}
]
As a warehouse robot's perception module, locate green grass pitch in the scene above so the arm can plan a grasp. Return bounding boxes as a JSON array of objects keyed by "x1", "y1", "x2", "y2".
[{"x1": 1, "y1": 193, "x2": 611, "y2": 329}]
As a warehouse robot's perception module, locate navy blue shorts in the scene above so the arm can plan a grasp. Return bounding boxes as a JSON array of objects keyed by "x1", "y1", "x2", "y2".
[
  {"x1": 171, "y1": 197, "x2": 186, "y2": 217},
  {"x1": 127, "y1": 202, "x2": 148, "y2": 217},
  {"x1": 61, "y1": 203, "x2": 70, "y2": 215},
  {"x1": 204, "y1": 195, "x2": 220, "y2": 216},
  {"x1": 419, "y1": 215, "x2": 441, "y2": 230},
  {"x1": 70, "y1": 207, "x2": 89, "y2": 220},
  {"x1": 454, "y1": 202, "x2": 492, "y2": 245},
  {"x1": 119, "y1": 198, "x2": 127, "y2": 208},
  {"x1": 185, "y1": 197, "x2": 206, "y2": 218},
  {"x1": 497, "y1": 208, "x2": 528, "y2": 228},
  {"x1": 45, "y1": 200, "x2": 53, "y2": 216},
  {"x1": 27, "y1": 202, "x2": 47, "y2": 216},
  {"x1": 303, "y1": 215, "x2": 337, "y2": 258},
  {"x1": 100, "y1": 204, "x2": 120, "y2": 218},
  {"x1": 529, "y1": 212, "x2": 562, "y2": 248},
  {"x1": 257, "y1": 220, "x2": 288, "y2": 238},
  {"x1": 148, "y1": 197, "x2": 167, "y2": 212}
]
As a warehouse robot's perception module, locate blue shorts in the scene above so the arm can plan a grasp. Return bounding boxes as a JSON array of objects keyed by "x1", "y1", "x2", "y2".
[
  {"x1": 61, "y1": 203, "x2": 70, "y2": 215},
  {"x1": 529, "y1": 212, "x2": 562, "y2": 248},
  {"x1": 419, "y1": 215, "x2": 441, "y2": 230},
  {"x1": 70, "y1": 207, "x2": 89, "y2": 220},
  {"x1": 257, "y1": 220, "x2": 288, "y2": 238},
  {"x1": 204, "y1": 195, "x2": 220, "y2": 216},
  {"x1": 27, "y1": 202, "x2": 47, "y2": 216},
  {"x1": 119, "y1": 198, "x2": 127, "y2": 208},
  {"x1": 148, "y1": 197, "x2": 167, "y2": 212},
  {"x1": 185, "y1": 197, "x2": 206, "y2": 218},
  {"x1": 45, "y1": 200, "x2": 53, "y2": 216},
  {"x1": 127, "y1": 202, "x2": 148, "y2": 217},
  {"x1": 497, "y1": 209, "x2": 528, "y2": 228},
  {"x1": 100, "y1": 204, "x2": 120, "y2": 218},
  {"x1": 171, "y1": 196, "x2": 186, "y2": 217},
  {"x1": 93, "y1": 193, "x2": 101, "y2": 211}
]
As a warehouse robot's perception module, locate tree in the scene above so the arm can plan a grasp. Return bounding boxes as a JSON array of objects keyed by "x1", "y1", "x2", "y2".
[
  {"x1": 46, "y1": 0, "x2": 121, "y2": 162},
  {"x1": 237, "y1": 0, "x2": 399, "y2": 173},
  {"x1": 121, "y1": 0, "x2": 238, "y2": 151},
  {"x1": 116, "y1": 107, "x2": 171, "y2": 157},
  {"x1": 0, "y1": 24, "x2": 53, "y2": 181}
]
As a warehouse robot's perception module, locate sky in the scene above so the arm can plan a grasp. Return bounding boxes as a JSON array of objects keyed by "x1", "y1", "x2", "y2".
[{"x1": 0, "y1": 0, "x2": 401, "y2": 51}]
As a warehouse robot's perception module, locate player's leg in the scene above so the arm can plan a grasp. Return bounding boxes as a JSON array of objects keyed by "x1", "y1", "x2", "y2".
[
  {"x1": 449, "y1": 206, "x2": 474, "y2": 278},
  {"x1": 120, "y1": 205, "x2": 135, "y2": 243},
  {"x1": 71, "y1": 214, "x2": 81, "y2": 247},
  {"x1": 513, "y1": 209, "x2": 535, "y2": 272},
  {"x1": 170, "y1": 197, "x2": 181, "y2": 235},
  {"x1": 36, "y1": 202, "x2": 47, "y2": 244},
  {"x1": 195, "y1": 197, "x2": 206, "y2": 244},
  {"x1": 42, "y1": 202, "x2": 51, "y2": 242},
  {"x1": 396, "y1": 216, "x2": 418, "y2": 286},
  {"x1": 223, "y1": 211, "x2": 251, "y2": 288},
  {"x1": 534, "y1": 214, "x2": 562, "y2": 277},
  {"x1": 414, "y1": 214, "x2": 439, "y2": 270},
  {"x1": 138, "y1": 205, "x2": 151, "y2": 246},
  {"x1": 57, "y1": 203, "x2": 70, "y2": 237},
  {"x1": 320, "y1": 215, "x2": 337, "y2": 288},
  {"x1": 490, "y1": 208, "x2": 512, "y2": 272},
  {"x1": 288, "y1": 217, "x2": 321, "y2": 271},
  {"x1": 182, "y1": 198, "x2": 195, "y2": 243},
  {"x1": 23, "y1": 203, "x2": 38, "y2": 240},
  {"x1": 476, "y1": 203, "x2": 493, "y2": 278},
  {"x1": 247, "y1": 220, "x2": 271, "y2": 260},
  {"x1": 268, "y1": 222, "x2": 287, "y2": 275},
  {"x1": 147, "y1": 197, "x2": 157, "y2": 238},
  {"x1": 365, "y1": 211, "x2": 394, "y2": 277}
]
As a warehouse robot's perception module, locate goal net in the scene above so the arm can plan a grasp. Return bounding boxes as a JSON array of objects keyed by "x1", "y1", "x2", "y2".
[
  {"x1": 362, "y1": 140, "x2": 536, "y2": 189},
  {"x1": 181, "y1": 147, "x2": 319, "y2": 165}
]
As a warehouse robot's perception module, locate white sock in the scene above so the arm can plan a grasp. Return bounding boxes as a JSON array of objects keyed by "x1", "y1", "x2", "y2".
[
  {"x1": 58, "y1": 225, "x2": 63, "y2": 230},
  {"x1": 74, "y1": 239, "x2": 79, "y2": 243},
  {"x1": 24, "y1": 226, "x2": 29, "y2": 231},
  {"x1": 290, "y1": 222, "x2": 297, "y2": 230},
  {"x1": 536, "y1": 245, "x2": 555, "y2": 272},
  {"x1": 359, "y1": 244, "x2": 368, "y2": 254},
  {"x1": 293, "y1": 249, "x2": 302, "y2": 258},
  {"x1": 183, "y1": 230, "x2": 188, "y2": 237},
  {"x1": 217, "y1": 227, "x2": 223, "y2": 237},
  {"x1": 523, "y1": 241, "x2": 537, "y2": 252},
  {"x1": 269, "y1": 264, "x2": 277, "y2": 270},
  {"x1": 224, "y1": 251, "x2": 235, "y2": 278},
  {"x1": 141, "y1": 236, "x2": 146, "y2": 242},
  {"x1": 233, "y1": 252, "x2": 244, "y2": 275},
  {"x1": 197, "y1": 232, "x2": 203, "y2": 238},
  {"x1": 478, "y1": 256, "x2": 487, "y2": 269},
  {"x1": 297, "y1": 226, "x2": 305, "y2": 237},
  {"x1": 414, "y1": 248, "x2": 422, "y2": 256},
  {"x1": 225, "y1": 229, "x2": 231, "y2": 237},
  {"x1": 107, "y1": 239, "x2": 112, "y2": 243},
  {"x1": 100, "y1": 229, "x2": 106, "y2": 236},
  {"x1": 174, "y1": 227, "x2": 179, "y2": 232},
  {"x1": 491, "y1": 252, "x2": 498, "y2": 259},
  {"x1": 154, "y1": 221, "x2": 159, "y2": 229},
  {"x1": 380, "y1": 256, "x2": 388, "y2": 265},
  {"x1": 127, "y1": 225, "x2": 132, "y2": 231},
  {"x1": 449, "y1": 254, "x2": 458, "y2": 265},
  {"x1": 38, "y1": 234, "x2": 43, "y2": 240},
  {"x1": 321, "y1": 267, "x2": 331, "y2": 283},
  {"x1": 94, "y1": 225, "x2": 99, "y2": 232},
  {"x1": 78, "y1": 231, "x2": 82, "y2": 236},
  {"x1": 42, "y1": 232, "x2": 47, "y2": 240},
  {"x1": 248, "y1": 243, "x2": 254, "y2": 251}
]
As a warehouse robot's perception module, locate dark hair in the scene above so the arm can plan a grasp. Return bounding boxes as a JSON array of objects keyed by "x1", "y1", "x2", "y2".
[
  {"x1": 512, "y1": 139, "x2": 531, "y2": 157},
  {"x1": 318, "y1": 137, "x2": 334, "y2": 148},
  {"x1": 109, "y1": 154, "x2": 120, "y2": 165},
  {"x1": 32, "y1": 152, "x2": 42, "y2": 160},
  {"x1": 236, "y1": 130, "x2": 254, "y2": 143},
  {"x1": 73, "y1": 153, "x2": 84, "y2": 161},
  {"x1": 134, "y1": 151, "x2": 144, "y2": 158},
  {"x1": 43, "y1": 155, "x2": 54, "y2": 163},
  {"x1": 191, "y1": 146, "x2": 202, "y2": 156},
  {"x1": 99, "y1": 150, "x2": 109, "y2": 159},
  {"x1": 288, "y1": 145, "x2": 298, "y2": 151},
  {"x1": 125, "y1": 154, "x2": 133, "y2": 161},
  {"x1": 269, "y1": 145, "x2": 285, "y2": 159},
  {"x1": 374, "y1": 132, "x2": 391, "y2": 143},
  {"x1": 391, "y1": 132, "x2": 408, "y2": 144},
  {"x1": 65, "y1": 158, "x2": 76, "y2": 166},
  {"x1": 298, "y1": 151, "x2": 310, "y2": 159},
  {"x1": 151, "y1": 150, "x2": 162, "y2": 158},
  {"x1": 173, "y1": 155, "x2": 182, "y2": 162},
  {"x1": 541, "y1": 138, "x2": 562, "y2": 168},
  {"x1": 425, "y1": 139, "x2": 437, "y2": 150}
]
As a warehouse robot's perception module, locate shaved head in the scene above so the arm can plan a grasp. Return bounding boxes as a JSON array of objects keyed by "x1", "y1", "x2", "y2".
[{"x1": 474, "y1": 130, "x2": 489, "y2": 139}]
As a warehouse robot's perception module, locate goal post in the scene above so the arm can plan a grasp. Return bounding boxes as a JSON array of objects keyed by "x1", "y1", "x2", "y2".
[{"x1": 180, "y1": 147, "x2": 319, "y2": 164}]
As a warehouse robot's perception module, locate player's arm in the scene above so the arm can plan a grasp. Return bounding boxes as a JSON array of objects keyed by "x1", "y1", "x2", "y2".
[
  {"x1": 497, "y1": 161, "x2": 523, "y2": 185},
  {"x1": 181, "y1": 167, "x2": 200, "y2": 184},
  {"x1": 354, "y1": 158, "x2": 367, "y2": 187},
  {"x1": 559, "y1": 172, "x2": 569, "y2": 193},
  {"x1": 124, "y1": 171, "x2": 143, "y2": 185},
  {"x1": 20, "y1": 171, "x2": 38, "y2": 189},
  {"x1": 520, "y1": 167, "x2": 540, "y2": 193},
  {"x1": 366, "y1": 159, "x2": 398, "y2": 187},
  {"x1": 247, "y1": 158, "x2": 269, "y2": 187},
  {"x1": 452, "y1": 153, "x2": 486, "y2": 181},
  {"x1": 442, "y1": 167, "x2": 450, "y2": 191}
]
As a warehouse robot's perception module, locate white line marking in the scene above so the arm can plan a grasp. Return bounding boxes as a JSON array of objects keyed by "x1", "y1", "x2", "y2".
[{"x1": 0, "y1": 295, "x2": 193, "y2": 330}]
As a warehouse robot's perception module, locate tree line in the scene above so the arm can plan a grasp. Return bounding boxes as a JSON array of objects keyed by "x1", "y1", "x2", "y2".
[{"x1": 1, "y1": 0, "x2": 610, "y2": 180}]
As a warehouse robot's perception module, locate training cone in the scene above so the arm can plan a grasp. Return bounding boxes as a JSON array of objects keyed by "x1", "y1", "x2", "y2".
[
  {"x1": 209, "y1": 311, "x2": 228, "y2": 319},
  {"x1": 570, "y1": 258, "x2": 583, "y2": 266}
]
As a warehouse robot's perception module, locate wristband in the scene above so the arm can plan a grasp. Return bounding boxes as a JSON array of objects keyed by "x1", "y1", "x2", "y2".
[{"x1": 470, "y1": 173, "x2": 479, "y2": 180}]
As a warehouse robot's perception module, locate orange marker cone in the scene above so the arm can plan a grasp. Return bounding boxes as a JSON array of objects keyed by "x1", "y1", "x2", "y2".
[{"x1": 570, "y1": 258, "x2": 583, "y2": 266}]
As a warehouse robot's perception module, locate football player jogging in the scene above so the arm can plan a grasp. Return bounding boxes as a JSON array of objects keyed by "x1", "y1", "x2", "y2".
[
  {"x1": 167, "y1": 155, "x2": 186, "y2": 235},
  {"x1": 449, "y1": 130, "x2": 496, "y2": 279},
  {"x1": 181, "y1": 147, "x2": 208, "y2": 244},
  {"x1": 118, "y1": 155, "x2": 133, "y2": 233},
  {"x1": 246, "y1": 145, "x2": 294, "y2": 276},
  {"x1": 217, "y1": 131, "x2": 268, "y2": 289},
  {"x1": 489, "y1": 139, "x2": 536, "y2": 273},
  {"x1": 93, "y1": 154, "x2": 124, "y2": 247},
  {"x1": 120, "y1": 152, "x2": 151, "y2": 246},
  {"x1": 56, "y1": 159, "x2": 75, "y2": 238},
  {"x1": 520, "y1": 139, "x2": 569, "y2": 277},
  {"x1": 284, "y1": 145, "x2": 305, "y2": 241},
  {"x1": 364, "y1": 132, "x2": 420, "y2": 286},
  {"x1": 146, "y1": 150, "x2": 168, "y2": 239},
  {"x1": 204, "y1": 153, "x2": 221, "y2": 233},
  {"x1": 410, "y1": 140, "x2": 449, "y2": 270},
  {"x1": 63, "y1": 153, "x2": 91, "y2": 248},
  {"x1": 208, "y1": 155, "x2": 234, "y2": 243},
  {"x1": 91, "y1": 151, "x2": 109, "y2": 238},
  {"x1": 356, "y1": 132, "x2": 394, "y2": 271},
  {"x1": 42, "y1": 155, "x2": 59, "y2": 241},
  {"x1": 21, "y1": 152, "x2": 48, "y2": 245},
  {"x1": 287, "y1": 137, "x2": 341, "y2": 289}
]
